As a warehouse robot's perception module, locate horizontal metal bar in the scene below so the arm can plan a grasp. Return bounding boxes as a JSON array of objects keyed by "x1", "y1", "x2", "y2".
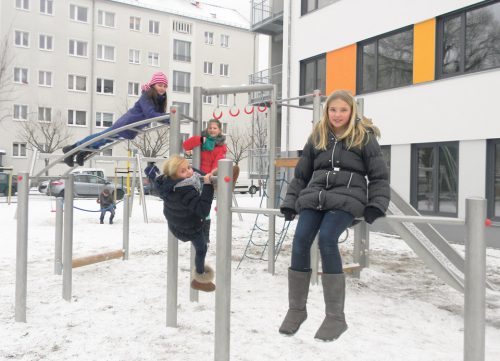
[
  {"x1": 277, "y1": 94, "x2": 316, "y2": 103},
  {"x1": 178, "y1": 113, "x2": 197, "y2": 123},
  {"x1": 231, "y1": 207, "x2": 282, "y2": 216},
  {"x1": 279, "y1": 103, "x2": 313, "y2": 110},
  {"x1": 201, "y1": 84, "x2": 274, "y2": 96},
  {"x1": 382, "y1": 215, "x2": 465, "y2": 226}
]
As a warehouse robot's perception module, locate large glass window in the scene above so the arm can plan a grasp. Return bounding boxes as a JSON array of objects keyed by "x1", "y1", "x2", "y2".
[
  {"x1": 299, "y1": 54, "x2": 326, "y2": 104},
  {"x1": 69, "y1": 4, "x2": 88, "y2": 22},
  {"x1": 486, "y1": 139, "x2": 500, "y2": 221},
  {"x1": 357, "y1": 27, "x2": 413, "y2": 93},
  {"x1": 411, "y1": 142, "x2": 459, "y2": 216},
  {"x1": 301, "y1": 0, "x2": 337, "y2": 15},
  {"x1": 437, "y1": 1, "x2": 500, "y2": 78},
  {"x1": 173, "y1": 40, "x2": 191, "y2": 62},
  {"x1": 97, "y1": 10, "x2": 115, "y2": 27}
]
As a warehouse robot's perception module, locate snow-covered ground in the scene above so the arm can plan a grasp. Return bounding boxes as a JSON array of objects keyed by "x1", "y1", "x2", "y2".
[{"x1": 1, "y1": 192, "x2": 500, "y2": 361}]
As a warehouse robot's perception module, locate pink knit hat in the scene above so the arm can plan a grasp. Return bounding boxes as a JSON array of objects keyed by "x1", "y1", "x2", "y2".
[{"x1": 142, "y1": 72, "x2": 168, "y2": 92}]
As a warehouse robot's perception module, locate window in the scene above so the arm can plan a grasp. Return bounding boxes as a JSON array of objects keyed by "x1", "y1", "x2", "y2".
[
  {"x1": 100, "y1": 148, "x2": 113, "y2": 157},
  {"x1": 14, "y1": 67, "x2": 28, "y2": 84},
  {"x1": 357, "y1": 26, "x2": 413, "y2": 94},
  {"x1": 15, "y1": 30, "x2": 29, "y2": 47},
  {"x1": 96, "y1": 78, "x2": 114, "y2": 94},
  {"x1": 301, "y1": 0, "x2": 336, "y2": 15},
  {"x1": 202, "y1": 121, "x2": 227, "y2": 133},
  {"x1": 69, "y1": 39, "x2": 88, "y2": 57},
  {"x1": 130, "y1": 16, "x2": 140, "y2": 31},
  {"x1": 38, "y1": 70, "x2": 52, "y2": 86},
  {"x1": 40, "y1": 0, "x2": 53, "y2": 15},
  {"x1": 437, "y1": 2, "x2": 500, "y2": 78},
  {"x1": 97, "y1": 10, "x2": 115, "y2": 27},
  {"x1": 486, "y1": 139, "x2": 500, "y2": 221},
  {"x1": 128, "y1": 81, "x2": 140, "y2": 96},
  {"x1": 39, "y1": 34, "x2": 53, "y2": 50},
  {"x1": 411, "y1": 142, "x2": 459, "y2": 216},
  {"x1": 148, "y1": 52, "x2": 160, "y2": 66},
  {"x1": 96, "y1": 44, "x2": 115, "y2": 61},
  {"x1": 220, "y1": 63, "x2": 229, "y2": 76},
  {"x1": 68, "y1": 74, "x2": 86, "y2": 91},
  {"x1": 173, "y1": 20, "x2": 192, "y2": 34},
  {"x1": 299, "y1": 54, "x2": 325, "y2": 103},
  {"x1": 13, "y1": 142, "x2": 27, "y2": 157},
  {"x1": 204, "y1": 61, "x2": 214, "y2": 75},
  {"x1": 129, "y1": 49, "x2": 140, "y2": 64},
  {"x1": 380, "y1": 145, "x2": 391, "y2": 183},
  {"x1": 172, "y1": 101, "x2": 190, "y2": 115},
  {"x1": 149, "y1": 20, "x2": 160, "y2": 34},
  {"x1": 13, "y1": 104, "x2": 28, "y2": 120},
  {"x1": 173, "y1": 39, "x2": 191, "y2": 62},
  {"x1": 220, "y1": 94, "x2": 228, "y2": 106},
  {"x1": 16, "y1": 0, "x2": 29, "y2": 10},
  {"x1": 69, "y1": 4, "x2": 88, "y2": 22},
  {"x1": 204, "y1": 31, "x2": 214, "y2": 45},
  {"x1": 202, "y1": 95, "x2": 213, "y2": 104},
  {"x1": 38, "y1": 106, "x2": 51, "y2": 122},
  {"x1": 220, "y1": 34, "x2": 229, "y2": 48},
  {"x1": 67, "y1": 109, "x2": 86, "y2": 126},
  {"x1": 172, "y1": 71, "x2": 190, "y2": 93},
  {"x1": 96, "y1": 112, "x2": 113, "y2": 127}
]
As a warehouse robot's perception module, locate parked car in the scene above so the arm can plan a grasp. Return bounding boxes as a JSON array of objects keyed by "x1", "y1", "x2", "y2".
[
  {"x1": 41, "y1": 168, "x2": 106, "y2": 195},
  {"x1": 49, "y1": 174, "x2": 124, "y2": 199},
  {"x1": 0, "y1": 172, "x2": 17, "y2": 195},
  {"x1": 233, "y1": 177, "x2": 260, "y2": 195}
]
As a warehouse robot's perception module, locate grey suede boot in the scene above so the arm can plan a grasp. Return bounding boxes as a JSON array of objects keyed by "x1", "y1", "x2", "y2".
[
  {"x1": 314, "y1": 273, "x2": 348, "y2": 341},
  {"x1": 279, "y1": 268, "x2": 312, "y2": 335}
]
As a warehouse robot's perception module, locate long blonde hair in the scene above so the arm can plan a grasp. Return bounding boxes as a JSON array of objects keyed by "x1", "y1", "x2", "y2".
[
  {"x1": 162, "y1": 154, "x2": 188, "y2": 179},
  {"x1": 311, "y1": 90, "x2": 380, "y2": 150}
]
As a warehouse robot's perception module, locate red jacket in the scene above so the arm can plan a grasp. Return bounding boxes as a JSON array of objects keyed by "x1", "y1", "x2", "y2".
[{"x1": 182, "y1": 135, "x2": 227, "y2": 174}]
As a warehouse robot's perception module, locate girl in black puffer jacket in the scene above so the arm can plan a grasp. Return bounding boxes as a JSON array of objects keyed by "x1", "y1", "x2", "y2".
[
  {"x1": 156, "y1": 155, "x2": 215, "y2": 292},
  {"x1": 278, "y1": 90, "x2": 390, "y2": 342}
]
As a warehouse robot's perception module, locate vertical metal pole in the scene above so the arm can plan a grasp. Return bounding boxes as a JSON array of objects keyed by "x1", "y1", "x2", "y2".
[
  {"x1": 310, "y1": 89, "x2": 322, "y2": 284},
  {"x1": 464, "y1": 197, "x2": 486, "y2": 361},
  {"x1": 123, "y1": 194, "x2": 130, "y2": 260},
  {"x1": 214, "y1": 159, "x2": 233, "y2": 361},
  {"x1": 135, "y1": 153, "x2": 148, "y2": 223},
  {"x1": 167, "y1": 106, "x2": 180, "y2": 327},
  {"x1": 15, "y1": 173, "x2": 29, "y2": 322},
  {"x1": 353, "y1": 222, "x2": 369, "y2": 278},
  {"x1": 267, "y1": 85, "x2": 277, "y2": 274},
  {"x1": 54, "y1": 197, "x2": 63, "y2": 275},
  {"x1": 62, "y1": 174, "x2": 74, "y2": 301},
  {"x1": 190, "y1": 86, "x2": 203, "y2": 303}
]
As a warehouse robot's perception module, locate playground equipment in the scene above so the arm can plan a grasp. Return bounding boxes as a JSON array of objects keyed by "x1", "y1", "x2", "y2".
[{"x1": 214, "y1": 158, "x2": 492, "y2": 361}]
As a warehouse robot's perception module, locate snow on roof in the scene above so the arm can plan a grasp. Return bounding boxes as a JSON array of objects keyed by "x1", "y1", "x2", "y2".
[{"x1": 109, "y1": 0, "x2": 250, "y2": 29}]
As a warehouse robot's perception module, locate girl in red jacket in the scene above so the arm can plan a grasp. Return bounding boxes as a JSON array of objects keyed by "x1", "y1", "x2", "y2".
[{"x1": 182, "y1": 119, "x2": 227, "y2": 242}]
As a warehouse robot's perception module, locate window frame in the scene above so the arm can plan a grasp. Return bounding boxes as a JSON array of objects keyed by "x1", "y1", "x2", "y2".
[
  {"x1": 67, "y1": 109, "x2": 87, "y2": 126},
  {"x1": 96, "y1": 77, "x2": 115, "y2": 95},
  {"x1": 172, "y1": 101, "x2": 190, "y2": 116},
  {"x1": 68, "y1": 74, "x2": 87, "y2": 92},
  {"x1": 220, "y1": 34, "x2": 229, "y2": 48},
  {"x1": 204, "y1": 31, "x2": 214, "y2": 45},
  {"x1": 486, "y1": 138, "x2": 500, "y2": 222},
  {"x1": 96, "y1": 44, "x2": 115, "y2": 62},
  {"x1": 13, "y1": 104, "x2": 28, "y2": 121},
  {"x1": 95, "y1": 111, "x2": 114, "y2": 128},
  {"x1": 40, "y1": 0, "x2": 54, "y2": 15},
  {"x1": 128, "y1": 81, "x2": 140, "y2": 96},
  {"x1": 172, "y1": 70, "x2": 191, "y2": 93},
  {"x1": 410, "y1": 141, "x2": 459, "y2": 217},
  {"x1": 38, "y1": 106, "x2": 52, "y2": 122},
  {"x1": 97, "y1": 9, "x2": 115, "y2": 28},
  {"x1": 356, "y1": 25, "x2": 414, "y2": 95},
  {"x1": 148, "y1": 51, "x2": 160, "y2": 67},
  {"x1": 173, "y1": 39, "x2": 191, "y2": 62},
  {"x1": 149, "y1": 20, "x2": 160, "y2": 35},
  {"x1": 13, "y1": 142, "x2": 28, "y2": 158},
  {"x1": 219, "y1": 63, "x2": 229, "y2": 77},
  {"x1": 14, "y1": 67, "x2": 28, "y2": 84},
  {"x1": 69, "y1": 4, "x2": 88, "y2": 23},
  {"x1": 129, "y1": 49, "x2": 140, "y2": 64},
  {"x1": 39, "y1": 33, "x2": 53, "y2": 51},
  {"x1": 38, "y1": 70, "x2": 52, "y2": 87},
  {"x1": 299, "y1": 53, "x2": 326, "y2": 105},
  {"x1": 14, "y1": 30, "x2": 30, "y2": 48},
  {"x1": 203, "y1": 61, "x2": 214, "y2": 75},
  {"x1": 301, "y1": 0, "x2": 337, "y2": 16},
  {"x1": 68, "y1": 39, "x2": 88, "y2": 57}
]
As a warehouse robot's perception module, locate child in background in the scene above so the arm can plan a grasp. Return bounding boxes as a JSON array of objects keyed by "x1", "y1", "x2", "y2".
[
  {"x1": 182, "y1": 119, "x2": 227, "y2": 242},
  {"x1": 97, "y1": 188, "x2": 116, "y2": 224},
  {"x1": 62, "y1": 72, "x2": 169, "y2": 167},
  {"x1": 144, "y1": 161, "x2": 160, "y2": 195},
  {"x1": 156, "y1": 155, "x2": 215, "y2": 292}
]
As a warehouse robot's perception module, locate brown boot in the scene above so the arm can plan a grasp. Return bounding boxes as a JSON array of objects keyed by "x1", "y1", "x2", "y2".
[{"x1": 191, "y1": 265, "x2": 216, "y2": 292}]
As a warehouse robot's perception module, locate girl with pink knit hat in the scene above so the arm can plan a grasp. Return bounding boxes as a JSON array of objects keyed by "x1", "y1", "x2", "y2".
[{"x1": 62, "y1": 72, "x2": 169, "y2": 167}]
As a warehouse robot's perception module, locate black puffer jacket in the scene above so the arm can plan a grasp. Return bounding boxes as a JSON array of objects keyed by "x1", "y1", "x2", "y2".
[
  {"x1": 281, "y1": 132, "x2": 390, "y2": 218},
  {"x1": 156, "y1": 174, "x2": 214, "y2": 242}
]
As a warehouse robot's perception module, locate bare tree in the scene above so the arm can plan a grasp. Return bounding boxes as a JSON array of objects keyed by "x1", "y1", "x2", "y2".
[
  {"x1": 17, "y1": 111, "x2": 72, "y2": 175},
  {"x1": 226, "y1": 127, "x2": 252, "y2": 166},
  {"x1": 130, "y1": 127, "x2": 170, "y2": 157},
  {"x1": 249, "y1": 111, "x2": 269, "y2": 179}
]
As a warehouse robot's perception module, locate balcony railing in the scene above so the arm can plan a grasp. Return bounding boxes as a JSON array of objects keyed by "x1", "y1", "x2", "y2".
[
  {"x1": 251, "y1": 0, "x2": 283, "y2": 35},
  {"x1": 249, "y1": 64, "x2": 282, "y2": 102}
]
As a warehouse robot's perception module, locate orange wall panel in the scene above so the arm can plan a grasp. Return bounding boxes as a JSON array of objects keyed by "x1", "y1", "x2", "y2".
[
  {"x1": 413, "y1": 18, "x2": 436, "y2": 84},
  {"x1": 326, "y1": 44, "x2": 357, "y2": 96}
]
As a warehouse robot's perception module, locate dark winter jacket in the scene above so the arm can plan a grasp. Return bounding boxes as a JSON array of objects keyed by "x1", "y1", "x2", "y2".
[
  {"x1": 281, "y1": 132, "x2": 390, "y2": 218},
  {"x1": 182, "y1": 131, "x2": 227, "y2": 174},
  {"x1": 98, "y1": 190, "x2": 115, "y2": 209},
  {"x1": 156, "y1": 173, "x2": 214, "y2": 242},
  {"x1": 111, "y1": 92, "x2": 168, "y2": 139},
  {"x1": 145, "y1": 164, "x2": 160, "y2": 181}
]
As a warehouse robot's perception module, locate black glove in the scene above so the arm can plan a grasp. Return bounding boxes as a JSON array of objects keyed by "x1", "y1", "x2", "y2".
[
  {"x1": 281, "y1": 207, "x2": 296, "y2": 221},
  {"x1": 363, "y1": 206, "x2": 385, "y2": 224}
]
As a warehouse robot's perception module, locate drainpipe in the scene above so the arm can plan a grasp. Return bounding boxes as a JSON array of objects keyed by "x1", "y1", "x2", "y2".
[{"x1": 285, "y1": 0, "x2": 292, "y2": 156}]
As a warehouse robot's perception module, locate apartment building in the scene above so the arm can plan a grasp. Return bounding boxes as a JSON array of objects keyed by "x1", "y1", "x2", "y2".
[
  {"x1": 251, "y1": 0, "x2": 500, "y2": 229},
  {"x1": 0, "y1": 0, "x2": 257, "y2": 176}
]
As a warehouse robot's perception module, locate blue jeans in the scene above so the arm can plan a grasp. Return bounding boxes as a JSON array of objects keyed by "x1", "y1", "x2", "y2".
[
  {"x1": 76, "y1": 128, "x2": 117, "y2": 149},
  {"x1": 291, "y1": 209, "x2": 354, "y2": 274},
  {"x1": 191, "y1": 232, "x2": 208, "y2": 274}
]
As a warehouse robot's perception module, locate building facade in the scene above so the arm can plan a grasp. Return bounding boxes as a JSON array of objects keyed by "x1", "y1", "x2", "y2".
[
  {"x1": 251, "y1": 0, "x2": 500, "y2": 225},
  {"x1": 0, "y1": 0, "x2": 257, "y2": 177}
]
